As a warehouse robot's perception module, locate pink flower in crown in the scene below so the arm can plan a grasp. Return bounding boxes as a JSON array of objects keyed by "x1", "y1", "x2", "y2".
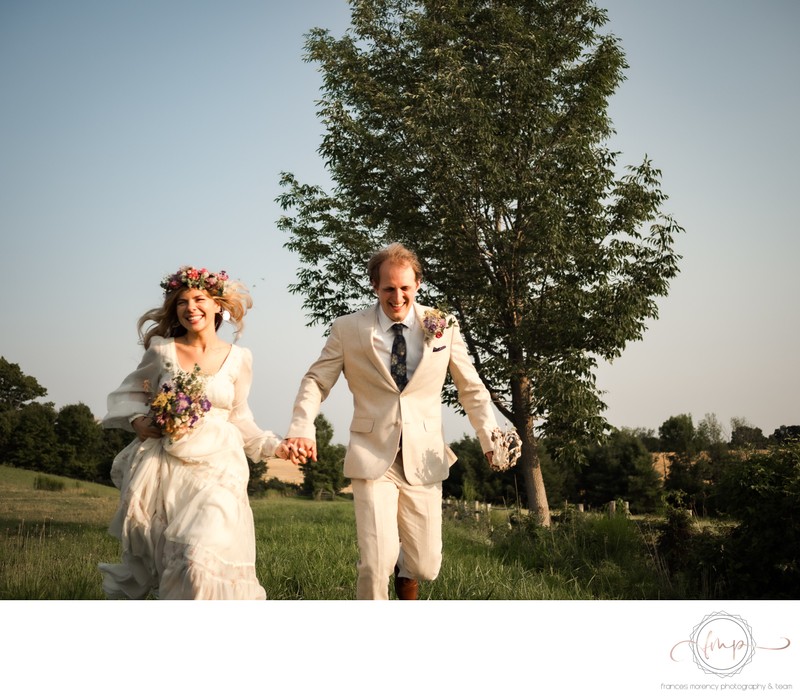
[{"x1": 160, "y1": 266, "x2": 229, "y2": 297}]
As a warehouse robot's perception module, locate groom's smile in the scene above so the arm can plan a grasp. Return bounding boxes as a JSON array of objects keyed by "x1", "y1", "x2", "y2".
[{"x1": 373, "y1": 261, "x2": 421, "y2": 322}]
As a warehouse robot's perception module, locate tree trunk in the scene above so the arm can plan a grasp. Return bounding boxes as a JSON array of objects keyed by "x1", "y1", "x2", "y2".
[
  {"x1": 511, "y1": 375, "x2": 551, "y2": 527},
  {"x1": 518, "y1": 423, "x2": 551, "y2": 527}
]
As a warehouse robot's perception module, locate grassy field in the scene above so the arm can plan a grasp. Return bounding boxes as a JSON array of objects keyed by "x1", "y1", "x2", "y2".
[{"x1": 0, "y1": 464, "x2": 676, "y2": 600}]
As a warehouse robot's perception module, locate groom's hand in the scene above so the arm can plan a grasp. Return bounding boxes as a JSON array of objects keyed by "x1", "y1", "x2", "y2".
[{"x1": 274, "y1": 442, "x2": 293, "y2": 461}]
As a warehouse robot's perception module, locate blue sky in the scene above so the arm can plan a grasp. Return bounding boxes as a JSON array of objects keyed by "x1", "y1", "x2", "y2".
[{"x1": 2, "y1": 0, "x2": 798, "y2": 445}]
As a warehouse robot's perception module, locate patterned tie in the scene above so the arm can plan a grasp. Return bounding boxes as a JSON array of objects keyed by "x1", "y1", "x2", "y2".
[{"x1": 390, "y1": 323, "x2": 408, "y2": 391}]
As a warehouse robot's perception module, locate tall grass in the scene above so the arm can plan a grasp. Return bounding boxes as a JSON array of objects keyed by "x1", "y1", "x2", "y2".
[
  {"x1": 434, "y1": 505, "x2": 668, "y2": 600},
  {"x1": 254, "y1": 498, "x2": 358, "y2": 599},
  {"x1": 0, "y1": 466, "x2": 120, "y2": 599},
  {"x1": 1, "y1": 464, "x2": 683, "y2": 600}
]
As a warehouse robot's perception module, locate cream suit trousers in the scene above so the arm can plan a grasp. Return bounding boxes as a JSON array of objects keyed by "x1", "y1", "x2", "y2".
[{"x1": 351, "y1": 454, "x2": 443, "y2": 600}]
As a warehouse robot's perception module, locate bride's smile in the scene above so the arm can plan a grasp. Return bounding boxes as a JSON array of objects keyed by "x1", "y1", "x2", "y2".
[{"x1": 176, "y1": 289, "x2": 219, "y2": 334}]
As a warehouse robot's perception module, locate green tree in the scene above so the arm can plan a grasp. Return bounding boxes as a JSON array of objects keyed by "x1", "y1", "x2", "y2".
[
  {"x1": 0, "y1": 357, "x2": 47, "y2": 412},
  {"x1": 695, "y1": 412, "x2": 730, "y2": 470},
  {"x1": 301, "y1": 414, "x2": 348, "y2": 498},
  {"x1": 447, "y1": 433, "x2": 520, "y2": 505},
  {"x1": 6, "y1": 402, "x2": 60, "y2": 472},
  {"x1": 629, "y1": 426, "x2": 660, "y2": 452},
  {"x1": 770, "y1": 425, "x2": 800, "y2": 444},
  {"x1": 0, "y1": 409, "x2": 19, "y2": 462},
  {"x1": 97, "y1": 428, "x2": 133, "y2": 485},
  {"x1": 715, "y1": 443, "x2": 800, "y2": 598},
  {"x1": 695, "y1": 413, "x2": 726, "y2": 452},
  {"x1": 278, "y1": 0, "x2": 682, "y2": 525},
  {"x1": 55, "y1": 403, "x2": 105, "y2": 479},
  {"x1": 576, "y1": 428, "x2": 661, "y2": 512},
  {"x1": 658, "y1": 414, "x2": 695, "y2": 455},
  {"x1": 659, "y1": 413, "x2": 731, "y2": 515},
  {"x1": 729, "y1": 417, "x2": 768, "y2": 449},
  {"x1": 663, "y1": 449, "x2": 718, "y2": 517}
]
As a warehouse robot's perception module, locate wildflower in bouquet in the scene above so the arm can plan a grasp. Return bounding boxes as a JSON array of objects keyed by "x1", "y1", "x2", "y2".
[
  {"x1": 148, "y1": 363, "x2": 212, "y2": 441},
  {"x1": 420, "y1": 308, "x2": 455, "y2": 344}
]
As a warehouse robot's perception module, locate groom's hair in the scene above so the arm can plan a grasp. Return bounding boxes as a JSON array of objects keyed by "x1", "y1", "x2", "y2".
[{"x1": 368, "y1": 243, "x2": 423, "y2": 285}]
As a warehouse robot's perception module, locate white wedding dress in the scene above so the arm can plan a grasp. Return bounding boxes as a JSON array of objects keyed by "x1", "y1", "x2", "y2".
[{"x1": 99, "y1": 336, "x2": 280, "y2": 600}]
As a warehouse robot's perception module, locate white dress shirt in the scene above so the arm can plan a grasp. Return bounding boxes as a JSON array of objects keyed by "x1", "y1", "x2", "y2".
[{"x1": 374, "y1": 304, "x2": 423, "y2": 382}]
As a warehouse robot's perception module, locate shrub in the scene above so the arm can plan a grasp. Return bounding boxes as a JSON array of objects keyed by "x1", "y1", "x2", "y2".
[
  {"x1": 491, "y1": 508, "x2": 663, "y2": 598},
  {"x1": 264, "y1": 477, "x2": 301, "y2": 497},
  {"x1": 715, "y1": 443, "x2": 800, "y2": 598},
  {"x1": 33, "y1": 475, "x2": 65, "y2": 492},
  {"x1": 654, "y1": 499, "x2": 729, "y2": 599}
]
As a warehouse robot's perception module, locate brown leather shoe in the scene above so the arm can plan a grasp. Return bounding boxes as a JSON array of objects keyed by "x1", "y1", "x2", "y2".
[{"x1": 394, "y1": 565, "x2": 418, "y2": 600}]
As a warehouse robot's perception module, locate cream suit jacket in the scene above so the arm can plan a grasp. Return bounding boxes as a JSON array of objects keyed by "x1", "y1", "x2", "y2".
[{"x1": 286, "y1": 303, "x2": 498, "y2": 486}]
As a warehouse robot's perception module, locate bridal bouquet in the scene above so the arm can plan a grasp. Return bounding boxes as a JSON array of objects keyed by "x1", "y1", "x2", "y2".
[
  {"x1": 489, "y1": 426, "x2": 523, "y2": 472},
  {"x1": 146, "y1": 364, "x2": 211, "y2": 441}
]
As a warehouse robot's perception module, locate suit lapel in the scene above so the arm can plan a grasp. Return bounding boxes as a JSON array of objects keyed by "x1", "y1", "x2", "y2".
[
  {"x1": 358, "y1": 304, "x2": 397, "y2": 389},
  {"x1": 406, "y1": 303, "x2": 434, "y2": 387}
]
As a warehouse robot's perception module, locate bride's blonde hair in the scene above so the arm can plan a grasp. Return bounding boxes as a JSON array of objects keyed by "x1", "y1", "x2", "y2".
[{"x1": 137, "y1": 267, "x2": 253, "y2": 348}]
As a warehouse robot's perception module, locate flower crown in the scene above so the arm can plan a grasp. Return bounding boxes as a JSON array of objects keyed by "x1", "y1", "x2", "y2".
[{"x1": 160, "y1": 266, "x2": 229, "y2": 297}]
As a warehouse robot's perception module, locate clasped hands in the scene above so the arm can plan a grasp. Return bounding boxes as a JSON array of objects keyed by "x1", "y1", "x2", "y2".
[
  {"x1": 134, "y1": 415, "x2": 315, "y2": 467},
  {"x1": 275, "y1": 437, "x2": 317, "y2": 465},
  {"x1": 275, "y1": 438, "x2": 492, "y2": 468}
]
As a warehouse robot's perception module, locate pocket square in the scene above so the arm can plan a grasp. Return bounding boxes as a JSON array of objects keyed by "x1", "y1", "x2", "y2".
[{"x1": 432, "y1": 345, "x2": 446, "y2": 352}]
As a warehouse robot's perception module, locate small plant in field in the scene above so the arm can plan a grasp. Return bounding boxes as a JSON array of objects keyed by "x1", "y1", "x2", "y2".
[
  {"x1": 33, "y1": 475, "x2": 65, "y2": 492},
  {"x1": 488, "y1": 508, "x2": 664, "y2": 598}
]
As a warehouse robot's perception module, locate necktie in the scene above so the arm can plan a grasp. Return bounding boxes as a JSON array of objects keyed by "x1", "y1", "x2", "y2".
[{"x1": 390, "y1": 323, "x2": 408, "y2": 390}]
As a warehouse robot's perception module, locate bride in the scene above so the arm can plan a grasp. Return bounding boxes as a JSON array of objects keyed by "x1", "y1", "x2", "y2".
[{"x1": 99, "y1": 266, "x2": 304, "y2": 600}]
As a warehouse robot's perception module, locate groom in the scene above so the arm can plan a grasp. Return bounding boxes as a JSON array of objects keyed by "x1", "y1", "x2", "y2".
[{"x1": 283, "y1": 243, "x2": 498, "y2": 600}]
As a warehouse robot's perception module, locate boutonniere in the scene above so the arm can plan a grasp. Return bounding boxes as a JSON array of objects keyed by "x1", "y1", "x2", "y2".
[{"x1": 421, "y1": 308, "x2": 455, "y2": 345}]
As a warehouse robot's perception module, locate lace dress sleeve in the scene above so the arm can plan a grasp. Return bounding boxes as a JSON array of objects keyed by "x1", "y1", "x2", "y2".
[
  {"x1": 230, "y1": 346, "x2": 282, "y2": 463},
  {"x1": 102, "y1": 338, "x2": 165, "y2": 431}
]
